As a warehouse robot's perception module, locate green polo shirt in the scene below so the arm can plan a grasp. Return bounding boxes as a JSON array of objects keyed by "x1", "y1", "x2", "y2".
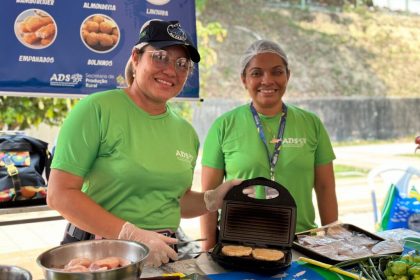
[
  {"x1": 202, "y1": 103, "x2": 335, "y2": 232},
  {"x1": 52, "y1": 89, "x2": 199, "y2": 231}
]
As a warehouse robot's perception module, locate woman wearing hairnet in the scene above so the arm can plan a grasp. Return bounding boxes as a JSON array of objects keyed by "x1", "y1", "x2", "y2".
[{"x1": 200, "y1": 39, "x2": 338, "y2": 251}]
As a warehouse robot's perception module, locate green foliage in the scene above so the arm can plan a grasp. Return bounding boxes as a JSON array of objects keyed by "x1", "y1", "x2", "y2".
[
  {"x1": 195, "y1": 0, "x2": 207, "y2": 13},
  {"x1": 172, "y1": 1, "x2": 227, "y2": 119},
  {"x1": 196, "y1": 20, "x2": 227, "y2": 98},
  {"x1": 197, "y1": 21, "x2": 227, "y2": 71},
  {"x1": 0, "y1": 96, "x2": 78, "y2": 130},
  {"x1": 171, "y1": 19, "x2": 227, "y2": 120},
  {"x1": 170, "y1": 101, "x2": 193, "y2": 122},
  {"x1": 334, "y1": 164, "x2": 369, "y2": 177}
]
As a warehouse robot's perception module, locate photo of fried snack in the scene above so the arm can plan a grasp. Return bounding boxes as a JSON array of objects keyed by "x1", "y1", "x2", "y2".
[
  {"x1": 251, "y1": 248, "x2": 285, "y2": 261},
  {"x1": 221, "y1": 245, "x2": 253, "y2": 257},
  {"x1": 15, "y1": 9, "x2": 56, "y2": 49},
  {"x1": 81, "y1": 14, "x2": 119, "y2": 53}
]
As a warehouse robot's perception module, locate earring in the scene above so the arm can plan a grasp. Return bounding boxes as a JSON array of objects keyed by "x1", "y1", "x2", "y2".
[{"x1": 131, "y1": 59, "x2": 136, "y2": 77}]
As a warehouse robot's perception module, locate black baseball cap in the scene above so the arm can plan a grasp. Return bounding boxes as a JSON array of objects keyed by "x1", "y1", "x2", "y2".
[{"x1": 134, "y1": 19, "x2": 200, "y2": 63}]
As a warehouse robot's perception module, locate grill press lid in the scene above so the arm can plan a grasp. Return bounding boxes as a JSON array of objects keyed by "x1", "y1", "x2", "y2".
[{"x1": 219, "y1": 177, "x2": 297, "y2": 248}]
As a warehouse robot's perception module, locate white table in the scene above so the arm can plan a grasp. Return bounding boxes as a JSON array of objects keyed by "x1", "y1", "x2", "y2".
[{"x1": 0, "y1": 205, "x2": 62, "y2": 226}]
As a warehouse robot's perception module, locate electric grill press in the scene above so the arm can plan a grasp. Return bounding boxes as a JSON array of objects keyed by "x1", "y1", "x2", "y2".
[{"x1": 211, "y1": 177, "x2": 297, "y2": 274}]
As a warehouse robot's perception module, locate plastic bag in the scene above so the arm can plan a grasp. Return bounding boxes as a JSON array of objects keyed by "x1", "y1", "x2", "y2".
[{"x1": 379, "y1": 184, "x2": 420, "y2": 232}]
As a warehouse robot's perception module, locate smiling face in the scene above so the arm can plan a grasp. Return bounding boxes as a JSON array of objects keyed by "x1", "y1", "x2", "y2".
[
  {"x1": 129, "y1": 44, "x2": 190, "y2": 114},
  {"x1": 241, "y1": 52, "x2": 290, "y2": 116}
]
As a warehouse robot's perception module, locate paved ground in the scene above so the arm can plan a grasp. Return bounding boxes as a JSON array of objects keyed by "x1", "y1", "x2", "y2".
[
  {"x1": 1, "y1": 141, "x2": 419, "y2": 255},
  {"x1": 334, "y1": 142, "x2": 420, "y2": 169},
  {"x1": 333, "y1": 142, "x2": 420, "y2": 231}
]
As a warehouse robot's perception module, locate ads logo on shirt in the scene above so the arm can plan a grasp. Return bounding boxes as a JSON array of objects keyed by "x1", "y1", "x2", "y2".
[
  {"x1": 283, "y1": 137, "x2": 306, "y2": 148},
  {"x1": 176, "y1": 150, "x2": 193, "y2": 163}
]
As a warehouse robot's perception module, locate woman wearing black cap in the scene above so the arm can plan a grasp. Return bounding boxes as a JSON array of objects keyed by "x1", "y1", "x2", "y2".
[{"x1": 47, "y1": 19, "x2": 241, "y2": 268}]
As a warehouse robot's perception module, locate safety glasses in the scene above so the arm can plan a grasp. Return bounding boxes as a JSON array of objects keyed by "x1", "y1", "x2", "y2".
[{"x1": 145, "y1": 49, "x2": 191, "y2": 74}]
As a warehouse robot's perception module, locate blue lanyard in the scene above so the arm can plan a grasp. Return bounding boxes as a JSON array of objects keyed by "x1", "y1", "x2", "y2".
[{"x1": 250, "y1": 102, "x2": 287, "y2": 181}]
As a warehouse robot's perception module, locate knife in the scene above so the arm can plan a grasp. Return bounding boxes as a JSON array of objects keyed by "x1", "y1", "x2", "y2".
[{"x1": 180, "y1": 251, "x2": 207, "y2": 256}]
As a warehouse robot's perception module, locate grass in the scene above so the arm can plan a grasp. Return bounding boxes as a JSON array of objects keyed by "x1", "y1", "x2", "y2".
[
  {"x1": 334, "y1": 164, "x2": 369, "y2": 178},
  {"x1": 399, "y1": 153, "x2": 420, "y2": 158},
  {"x1": 332, "y1": 136, "x2": 417, "y2": 147}
]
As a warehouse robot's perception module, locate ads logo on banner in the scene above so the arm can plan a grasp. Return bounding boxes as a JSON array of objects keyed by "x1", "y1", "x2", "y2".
[
  {"x1": 50, "y1": 73, "x2": 83, "y2": 87},
  {"x1": 146, "y1": 0, "x2": 170, "y2": 5}
]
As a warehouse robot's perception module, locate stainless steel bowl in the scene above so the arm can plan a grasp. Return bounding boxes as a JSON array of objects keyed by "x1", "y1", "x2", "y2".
[
  {"x1": 0, "y1": 265, "x2": 32, "y2": 280},
  {"x1": 37, "y1": 239, "x2": 149, "y2": 280}
]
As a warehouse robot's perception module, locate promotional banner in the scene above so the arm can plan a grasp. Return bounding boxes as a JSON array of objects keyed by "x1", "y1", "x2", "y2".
[{"x1": 0, "y1": 0, "x2": 199, "y2": 99}]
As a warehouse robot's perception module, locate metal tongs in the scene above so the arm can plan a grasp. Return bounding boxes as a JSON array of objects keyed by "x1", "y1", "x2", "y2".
[
  {"x1": 175, "y1": 238, "x2": 207, "y2": 256},
  {"x1": 175, "y1": 238, "x2": 207, "y2": 246}
]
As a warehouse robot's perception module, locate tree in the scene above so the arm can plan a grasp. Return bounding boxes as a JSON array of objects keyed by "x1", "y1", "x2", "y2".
[
  {"x1": 170, "y1": 1, "x2": 227, "y2": 120},
  {"x1": 0, "y1": 96, "x2": 78, "y2": 131}
]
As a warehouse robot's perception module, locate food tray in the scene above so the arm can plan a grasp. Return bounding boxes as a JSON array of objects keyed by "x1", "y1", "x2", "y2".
[{"x1": 293, "y1": 223, "x2": 403, "y2": 265}]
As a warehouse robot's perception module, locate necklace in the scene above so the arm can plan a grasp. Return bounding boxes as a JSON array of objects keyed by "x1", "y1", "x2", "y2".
[
  {"x1": 262, "y1": 118, "x2": 281, "y2": 144},
  {"x1": 250, "y1": 102, "x2": 288, "y2": 181}
]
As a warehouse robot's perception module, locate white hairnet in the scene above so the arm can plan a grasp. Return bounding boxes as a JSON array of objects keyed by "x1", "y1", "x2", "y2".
[{"x1": 240, "y1": 39, "x2": 289, "y2": 76}]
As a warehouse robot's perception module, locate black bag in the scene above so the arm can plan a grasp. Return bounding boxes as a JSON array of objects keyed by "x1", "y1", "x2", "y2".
[{"x1": 0, "y1": 134, "x2": 51, "y2": 208}]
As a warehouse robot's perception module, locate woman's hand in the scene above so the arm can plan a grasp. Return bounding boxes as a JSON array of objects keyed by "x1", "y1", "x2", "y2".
[
  {"x1": 118, "y1": 222, "x2": 178, "y2": 267},
  {"x1": 204, "y1": 179, "x2": 243, "y2": 212}
]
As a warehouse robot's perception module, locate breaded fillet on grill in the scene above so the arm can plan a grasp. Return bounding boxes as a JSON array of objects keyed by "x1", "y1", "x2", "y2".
[
  {"x1": 252, "y1": 248, "x2": 284, "y2": 261},
  {"x1": 221, "y1": 245, "x2": 253, "y2": 257}
]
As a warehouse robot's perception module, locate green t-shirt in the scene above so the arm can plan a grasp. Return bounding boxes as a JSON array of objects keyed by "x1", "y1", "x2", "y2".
[
  {"x1": 202, "y1": 103, "x2": 335, "y2": 232},
  {"x1": 52, "y1": 89, "x2": 199, "y2": 231}
]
